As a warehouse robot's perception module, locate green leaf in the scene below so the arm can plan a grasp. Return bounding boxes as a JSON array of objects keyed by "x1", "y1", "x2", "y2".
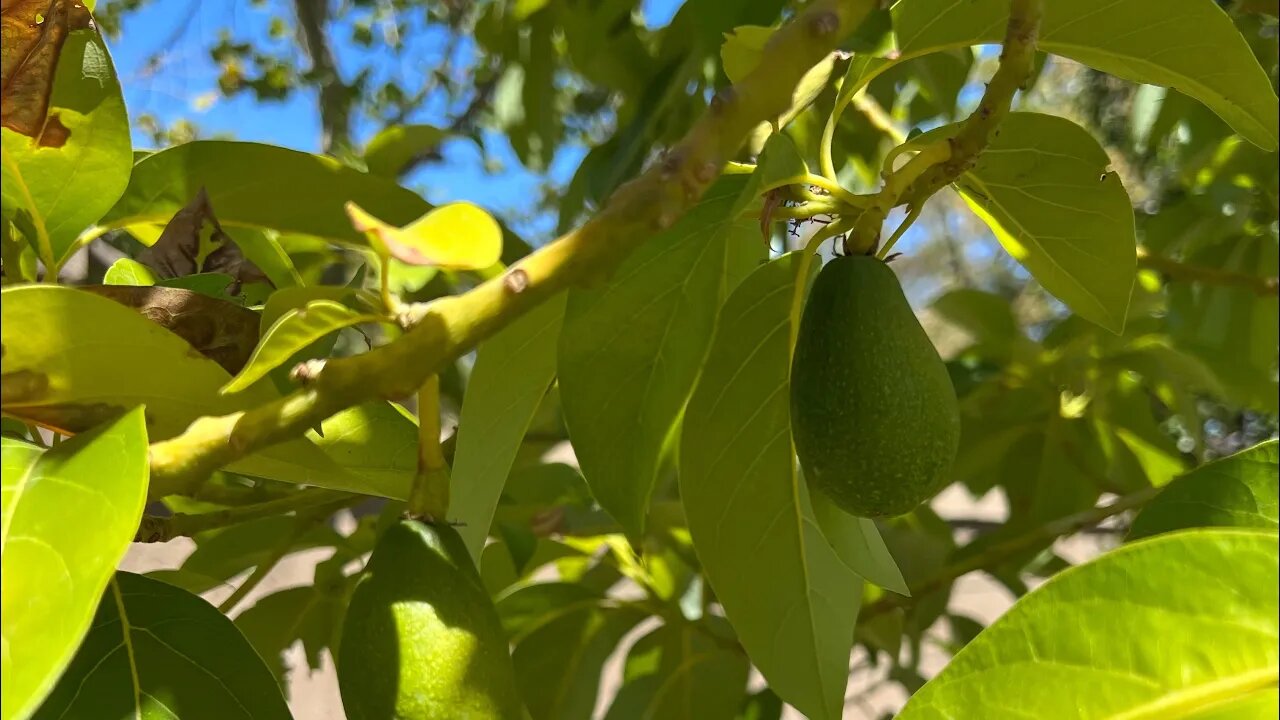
[
  {"x1": 1, "y1": 408, "x2": 148, "y2": 720},
  {"x1": 98, "y1": 141, "x2": 431, "y2": 249},
  {"x1": 948, "y1": 113, "x2": 1137, "y2": 332},
  {"x1": 345, "y1": 201, "x2": 502, "y2": 269},
  {"x1": 720, "y1": 26, "x2": 776, "y2": 83},
  {"x1": 308, "y1": 402, "x2": 420, "y2": 500},
  {"x1": 1129, "y1": 440, "x2": 1279, "y2": 541},
  {"x1": 898, "y1": 528, "x2": 1280, "y2": 719},
  {"x1": 809, "y1": 491, "x2": 909, "y2": 596},
  {"x1": 222, "y1": 300, "x2": 381, "y2": 394},
  {"x1": 680, "y1": 253, "x2": 862, "y2": 720},
  {"x1": 234, "y1": 582, "x2": 347, "y2": 688},
  {"x1": 0, "y1": 285, "x2": 367, "y2": 495},
  {"x1": 160, "y1": 515, "x2": 344, "y2": 595},
  {"x1": 559, "y1": 177, "x2": 763, "y2": 536},
  {"x1": 733, "y1": 132, "x2": 807, "y2": 217},
  {"x1": 892, "y1": 0, "x2": 1280, "y2": 150},
  {"x1": 452, "y1": 293, "x2": 564, "y2": 561},
  {"x1": 929, "y1": 288, "x2": 1020, "y2": 359},
  {"x1": 604, "y1": 619, "x2": 749, "y2": 720},
  {"x1": 32, "y1": 572, "x2": 291, "y2": 719},
  {"x1": 509, "y1": 600, "x2": 646, "y2": 720},
  {"x1": 0, "y1": 21, "x2": 132, "y2": 268},
  {"x1": 103, "y1": 258, "x2": 157, "y2": 286},
  {"x1": 362, "y1": 124, "x2": 448, "y2": 177}
]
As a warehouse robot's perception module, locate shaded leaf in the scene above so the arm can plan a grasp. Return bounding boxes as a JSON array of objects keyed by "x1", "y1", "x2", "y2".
[
  {"x1": 733, "y1": 132, "x2": 807, "y2": 218},
  {"x1": 605, "y1": 619, "x2": 749, "y2": 720},
  {"x1": 1, "y1": 409, "x2": 148, "y2": 720},
  {"x1": 345, "y1": 200, "x2": 502, "y2": 269},
  {"x1": 32, "y1": 572, "x2": 291, "y2": 719},
  {"x1": 559, "y1": 177, "x2": 762, "y2": 536},
  {"x1": 809, "y1": 491, "x2": 909, "y2": 596},
  {"x1": 451, "y1": 293, "x2": 564, "y2": 561},
  {"x1": 1129, "y1": 440, "x2": 1278, "y2": 540},
  {"x1": 898, "y1": 529, "x2": 1279, "y2": 719},
  {"x1": 680, "y1": 253, "x2": 862, "y2": 720}
]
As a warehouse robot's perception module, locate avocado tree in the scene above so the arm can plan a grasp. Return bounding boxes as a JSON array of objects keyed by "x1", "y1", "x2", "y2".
[{"x1": 2, "y1": 0, "x2": 1278, "y2": 718}]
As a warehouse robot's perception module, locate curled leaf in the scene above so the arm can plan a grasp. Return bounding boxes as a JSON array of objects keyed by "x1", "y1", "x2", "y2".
[{"x1": 345, "y1": 200, "x2": 502, "y2": 269}]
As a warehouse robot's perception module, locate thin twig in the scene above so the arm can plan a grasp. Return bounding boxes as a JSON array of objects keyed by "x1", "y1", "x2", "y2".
[{"x1": 1138, "y1": 246, "x2": 1279, "y2": 295}]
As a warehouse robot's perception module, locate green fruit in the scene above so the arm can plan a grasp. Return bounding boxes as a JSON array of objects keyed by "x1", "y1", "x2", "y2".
[
  {"x1": 790, "y1": 255, "x2": 960, "y2": 517},
  {"x1": 338, "y1": 519, "x2": 524, "y2": 720}
]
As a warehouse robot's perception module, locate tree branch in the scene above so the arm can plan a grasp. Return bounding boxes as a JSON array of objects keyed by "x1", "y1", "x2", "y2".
[
  {"x1": 1138, "y1": 246, "x2": 1279, "y2": 295},
  {"x1": 146, "y1": 1, "x2": 877, "y2": 498},
  {"x1": 293, "y1": 0, "x2": 352, "y2": 154},
  {"x1": 859, "y1": 487, "x2": 1159, "y2": 622}
]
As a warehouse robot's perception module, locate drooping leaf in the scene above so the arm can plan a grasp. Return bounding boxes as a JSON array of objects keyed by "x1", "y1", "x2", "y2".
[
  {"x1": 944, "y1": 113, "x2": 1137, "y2": 332},
  {"x1": 32, "y1": 572, "x2": 292, "y2": 719},
  {"x1": 451, "y1": 293, "x2": 565, "y2": 561},
  {"x1": 98, "y1": 141, "x2": 431, "y2": 250},
  {"x1": 898, "y1": 528, "x2": 1280, "y2": 719},
  {"x1": 0, "y1": 5, "x2": 131, "y2": 267},
  {"x1": 345, "y1": 200, "x2": 502, "y2": 269},
  {"x1": 604, "y1": 619, "x2": 749, "y2": 720},
  {"x1": 0, "y1": 285, "x2": 370, "y2": 494},
  {"x1": 222, "y1": 300, "x2": 381, "y2": 394},
  {"x1": 892, "y1": 0, "x2": 1280, "y2": 150},
  {"x1": 1, "y1": 409, "x2": 148, "y2": 720},
  {"x1": 1129, "y1": 440, "x2": 1279, "y2": 541},
  {"x1": 809, "y1": 491, "x2": 910, "y2": 596},
  {"x1": 362, "y1": 124, "x2": 448, "y2": 177},
  {"x1": 680, "y1": 253, "x2": 863, "y2": 720},
  {"x1": 559, "y1": 177, "x2": 763, "y2": 536}
]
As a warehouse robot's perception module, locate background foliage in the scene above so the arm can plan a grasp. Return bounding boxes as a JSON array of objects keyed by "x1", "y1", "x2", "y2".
[{"x1": 2, "y1": 0, "x2": 1277, "y2": 719}]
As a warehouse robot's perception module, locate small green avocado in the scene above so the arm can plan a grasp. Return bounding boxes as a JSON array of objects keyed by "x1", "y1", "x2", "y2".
[
  {"x1": 790, "y1": 255, "x2": 960, "y2": 517},
  {"x1": 337, "y1": 519, "x2": 524, "y2": 720}
]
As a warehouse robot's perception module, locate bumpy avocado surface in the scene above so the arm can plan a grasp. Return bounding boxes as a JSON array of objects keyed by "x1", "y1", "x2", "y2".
[
  {"x1": 338, "y1": 519, "x2": 524, "y2": 720},
  {"x1": 790, "y1": 255, "x2": 960, "y2": 517}
]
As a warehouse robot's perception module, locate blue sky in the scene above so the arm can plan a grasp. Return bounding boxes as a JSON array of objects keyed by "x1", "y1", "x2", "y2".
[{"x1": 103, "y1": 0, "x2": 684, "y2": 241}]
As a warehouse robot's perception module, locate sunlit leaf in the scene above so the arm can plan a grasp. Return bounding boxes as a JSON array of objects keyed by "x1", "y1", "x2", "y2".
[
  {"x1": 1, "y1": 409, "x2": 148, "y2": 720},
  {"x1": 222, "y1": 300, "x2": 381, "y2": 394},
  {"x1": 345, "y1": 200, "x2": 502, "y2": 269},
  {"x1": 898, "y1": 529, "x2": 1280, "y2": 719}
]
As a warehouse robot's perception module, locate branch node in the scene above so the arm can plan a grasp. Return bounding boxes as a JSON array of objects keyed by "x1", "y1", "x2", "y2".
[
  {"x1": 503, "y1": 268, "x2": 530, "y2": 294},
  {"x1": 289, "y1": 358, "x2": 327, "y2": 386},
  {"x1": 809, "y1": 11, "x2": 840, "y2": 37}
]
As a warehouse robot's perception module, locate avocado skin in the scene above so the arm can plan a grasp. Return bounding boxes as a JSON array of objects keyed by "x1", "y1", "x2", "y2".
[
  {"x1": 338, "y1": 520, "x2": 524, "y2": 720},
  {"x1": 790, "y1": 255, "x2": 960, "y2": 517}
]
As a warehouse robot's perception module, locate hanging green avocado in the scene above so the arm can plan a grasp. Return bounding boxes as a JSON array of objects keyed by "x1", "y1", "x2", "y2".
[
  {"x1": 338, "y1": 519, "x2": 525, "y2": 720},
  {"x1": 790, "y1": 255, "x2": 960, "y2": 517}
]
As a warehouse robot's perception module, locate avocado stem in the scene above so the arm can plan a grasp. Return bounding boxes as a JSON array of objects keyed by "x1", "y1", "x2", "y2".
[{"x1": 408, "y1": 374, "x2": 450, "y2": 521}]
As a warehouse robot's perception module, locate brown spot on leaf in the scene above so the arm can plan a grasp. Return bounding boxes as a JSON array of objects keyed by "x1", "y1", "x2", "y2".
[
  {"x1": 0, "y1": 368, "x2": 49, "y2": 405},
  {"x1": 138, "y1": 187, "x2": 271, "y2": 291},
  {"x1": 79, "y1": 285, "x2": 261, "y2": 374},
  {"x1": 1, "y1": 0, "x2": 93, "y2": 145}
]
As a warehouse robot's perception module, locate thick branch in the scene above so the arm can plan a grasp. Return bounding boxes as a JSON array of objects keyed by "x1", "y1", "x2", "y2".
[
  {"x1": 859, "y1": 487, "x2": 1159, "y2": 621},
  {"x1": 147, "y1": 1, "x2": 876, "y2": 497},
  {"x1": 1138, "y1": 246, "x2": 1279, "y2": 295},
  {"x1": 293, "y1": 0, "x2": 352, "y2": 154}
]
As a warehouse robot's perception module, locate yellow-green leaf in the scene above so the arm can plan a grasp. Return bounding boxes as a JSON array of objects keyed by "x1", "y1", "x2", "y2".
[
  {"x1": 345, "y1": 200, "x2": 502, "y2": 269},
  {"x1": 222, "y1": 300, "x2": 381, "y2": 395}
]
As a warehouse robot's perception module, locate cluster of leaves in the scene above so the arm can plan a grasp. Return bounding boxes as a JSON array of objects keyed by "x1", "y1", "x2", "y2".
[{"x1": 2, "y1": 1, "x2": 1278, "y2": 719}]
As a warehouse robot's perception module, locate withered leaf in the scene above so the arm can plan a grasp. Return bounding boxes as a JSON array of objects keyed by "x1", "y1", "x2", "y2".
[
  {"x1": 138, "y1": 187, "x2": 271, "y2": 293},
  {"x1": 0, "y1": 0, "x2": 93, "y2": 147},
  {"x1": 79, "y1": 284, "x2": 262, "y2": 374}
]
